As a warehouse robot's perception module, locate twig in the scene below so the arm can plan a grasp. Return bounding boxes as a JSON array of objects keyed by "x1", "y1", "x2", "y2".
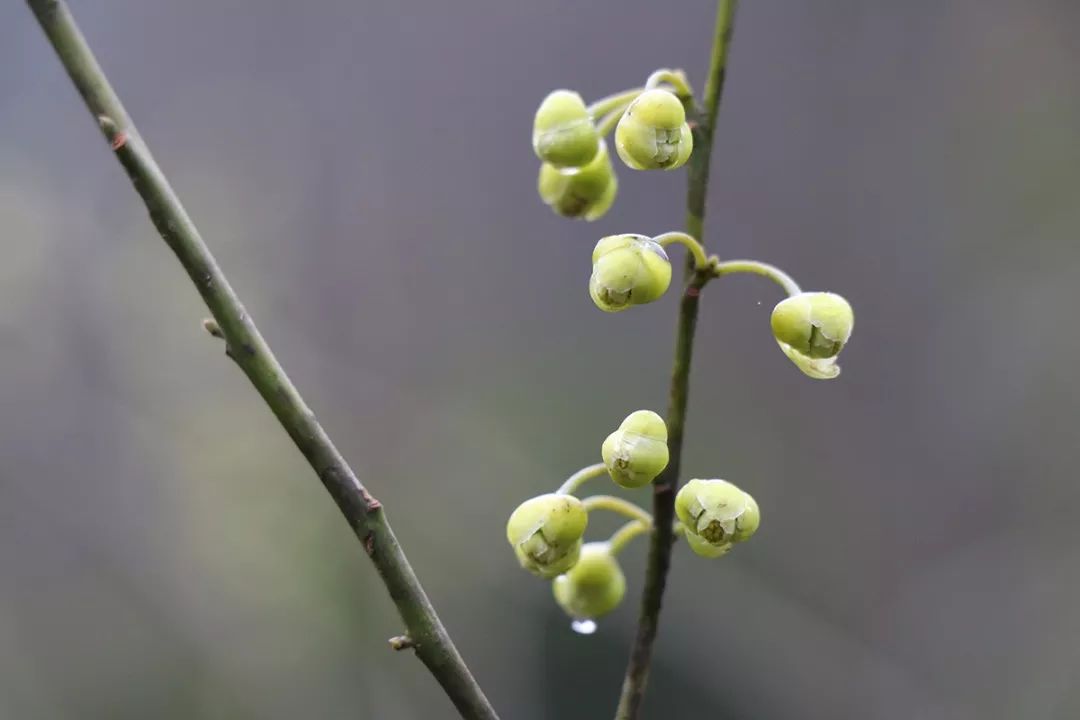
[
  {"x1": 25, "y1": 2, "x2": 498, "y2": 718},
  {"x1": 614, "y1": 2, "x2": 740, "y2": 717}
]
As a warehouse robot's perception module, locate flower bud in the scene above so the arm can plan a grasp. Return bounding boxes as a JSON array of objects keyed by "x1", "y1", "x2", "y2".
[
  {"x1": 601, "y1": 409, "x2": 669, "y2": 489},
  {"x1": 538, "y1": 141, "x2": 618, "y2": 221},
  {"x1": 614, "y1": 89, "x2": 693, "y2": 171},
  {"x1": 770, "y1": 292, "x2": 854, "y2": 380},
  {"x1": 507, "y1": 493, "x2": 588, "y2": 578},
  {"x1": 675, "y1": 479, "x2": 760, "y2": 558},
  {"x1": 684, "y1": 532, "x2": 733, "y2": 559},
  {"x1": 552, "y1": 542, "x2": 626, "y2": 620},
  {"x1": 589, "y1": 234, "x2": 672, "y2": 312},
  {"x1": 533, "y1": 90, "x2": 601, "y2": 168}
]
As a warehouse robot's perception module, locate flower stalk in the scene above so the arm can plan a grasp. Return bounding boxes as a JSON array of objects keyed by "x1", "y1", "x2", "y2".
[{"x1": 614, "y1": 2, "x2": 741, "y2": 717}]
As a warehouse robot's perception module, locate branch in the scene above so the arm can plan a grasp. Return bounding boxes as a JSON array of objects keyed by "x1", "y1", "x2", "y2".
[
  {"x1": 614, "y1": 2, "x2": 740, "y2": 717},
  {"x1": 712, "y1": 259, "x2": 802, "y2": 296},
  {"x1": 25, "y1": 2, "x2": 498, "y2": 718}
]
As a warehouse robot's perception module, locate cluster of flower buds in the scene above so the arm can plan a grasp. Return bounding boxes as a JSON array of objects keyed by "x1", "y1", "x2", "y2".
[
  {"x1": 505, "y1": 410, "x2": 663, "y2": 622},
  {"x1": 532, "y1": 80, "x2": 694, "y2": 222},
  {"x1": 507, "y1": 408, "x2": 761, "y2": 626},
  {"x1": 518, "y1": 67, "x2": 856, "y2": 638},
  {"x1": 533, "y1": 90, "x2": 616, "y2": 221},
  {"x1": 585, "y1": 230, "x2": 857, "y2": 380}
]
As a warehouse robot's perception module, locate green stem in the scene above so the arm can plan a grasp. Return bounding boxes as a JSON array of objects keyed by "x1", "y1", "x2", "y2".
[
  {"x1": 581, "y1": 495, "x2": 654, "y2": 526},
  {"x1": 712, "y1": 259, "x2": 802, "y2": 296},
  {"x1": 587, "y1": 88, "x2": 644, "y2": 119},
  {"x1": 614, "y1": 2, "x2": 739, "y2": 718},
  {"x1": 556, "y1": 462, "x2": 609, "y2": 496},
  {"x1": 607, "y1": 520, "x2": 651, "y2": 556},
  {"x1": 644, "y1": 69, "x2": 693, "y2": 99},
  {"x1": 596, "y1": 105, "x2": 631, "y2": 137},
  {"x1": 653, "y1": 231, "x2": 709, "y2": 270},
  {"x1": 609, "y1": 520, "x2": 688, "y2": 557},
  {"x1": 25, "y1": 2, "x2": 498, "y2": 719}
]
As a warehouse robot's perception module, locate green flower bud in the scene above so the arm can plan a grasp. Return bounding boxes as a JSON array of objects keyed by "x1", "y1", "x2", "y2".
[
  {"x1": 601, "y1": 409, "x2": 669, "y2": 489},
  {"x1": 507, "y1": 493, "x2": 588, "y2": 578},
  {"x1": 770, "y1": 292, "x2": 854, "y2": 380},
  {"x1": 684, "y1": 532, "x2": 733, "y2": 559},
  {"x1": 552, "y1": 542, "x2": 626, "y2": 620},
  {"x1": 675, "y1": 478, "x2": 760, "y2": 557},
  {"x1": 614, "y1": 89, "x2": 693, "y2": 171},
  {"x1": 589, "y1": 234, "x2": 672, "y2": 312},
  {"x1": 537, "y1": 141, "x2": 618, "y2": 221},
  {"x1": 533, "y1": 90, "x2": 601, "y2": 168}
]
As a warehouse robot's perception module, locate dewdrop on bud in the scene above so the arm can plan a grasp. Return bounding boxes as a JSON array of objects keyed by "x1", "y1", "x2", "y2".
[
  {"x1": 589, "y1": 234, "x2": 672, "y2": 312},
  {"x1": 533, "y1": 90, "x2": 601, "y2": 169},
  {"x1": 614, "y1": 89, "x2": 693, "y2": 171},
  {"x1": 552, "y1": 542, "x2": 626, "y2": 621},
  {"x1": 538, "y1": 141, "x2": 617, "y2": 221},
  {"x1": 675, "y1": 479, "x2": 760, "y2": 558},
  {"x1": 507, "y1": 493, "x2": 588, "y2": 578},
  {"x1": 770, "y1": 292, "x2": 854, "y2": 380},
  {"x1": 601, "y1": 410, "x2": 669, "y2": 489}
]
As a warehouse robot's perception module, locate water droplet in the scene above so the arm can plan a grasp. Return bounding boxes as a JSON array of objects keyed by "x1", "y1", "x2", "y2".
[{"x1": 570, "y1": 619, "x2": 597, "y2": 635}]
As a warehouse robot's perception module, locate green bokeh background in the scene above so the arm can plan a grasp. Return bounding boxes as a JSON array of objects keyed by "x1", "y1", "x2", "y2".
[{"x1": 3, "y1": 1, "x2": 1079, "y2": 717}]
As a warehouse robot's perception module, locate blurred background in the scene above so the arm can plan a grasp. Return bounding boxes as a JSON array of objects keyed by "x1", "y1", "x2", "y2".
[{"x1": 3, "y1": 0, "x2": 1079, "y2": 717}]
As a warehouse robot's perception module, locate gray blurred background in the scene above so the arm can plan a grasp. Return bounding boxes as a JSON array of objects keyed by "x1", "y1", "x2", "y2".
[{"x1": 3, "y1": 0, "x2": 1079, "y2": 718}]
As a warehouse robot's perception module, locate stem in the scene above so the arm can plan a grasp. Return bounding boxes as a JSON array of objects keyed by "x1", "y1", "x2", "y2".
[
  {"x1": 26, "y1": 3, "x2": 498, "y2": 718},
  {"x1": 587, "y1": 88, "x2": 644, "y2": 119},
  {"x1": 607, "y1": 520, "x2": 651, "y2": 556},
  {"x1": 653, "y1": 231, "x2": 709, "y2": 270},
  {"x1": 614, "y1": 2, "x2": 739, "y2": 718},
  {"x1": 644, "y1": 69, "x2": 693, "y2": 99},
  {"x1": 596, "y1": 105, "x2": 631, "y2": 138},
  {"x1": 609, "y1": 520, "x2": 688, "y2": 557},
  {"x1": 556, "y1": 462, "x2": 609, "y2": 496},
  {"x1": 712, "y1": 259, "x2": 802, "y2": 296},
  {"x1": 581, "y1": 495, "x2": 654, "y2": 526}
]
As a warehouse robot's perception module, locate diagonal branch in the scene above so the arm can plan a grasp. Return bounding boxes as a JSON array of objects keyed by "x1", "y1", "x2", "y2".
[
  {"x1": 614, "y1": 2, "x2": 740, "y2": 718},
  {"x1": 25, "y1": 2, "x2": 498, "y2": 718}
]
